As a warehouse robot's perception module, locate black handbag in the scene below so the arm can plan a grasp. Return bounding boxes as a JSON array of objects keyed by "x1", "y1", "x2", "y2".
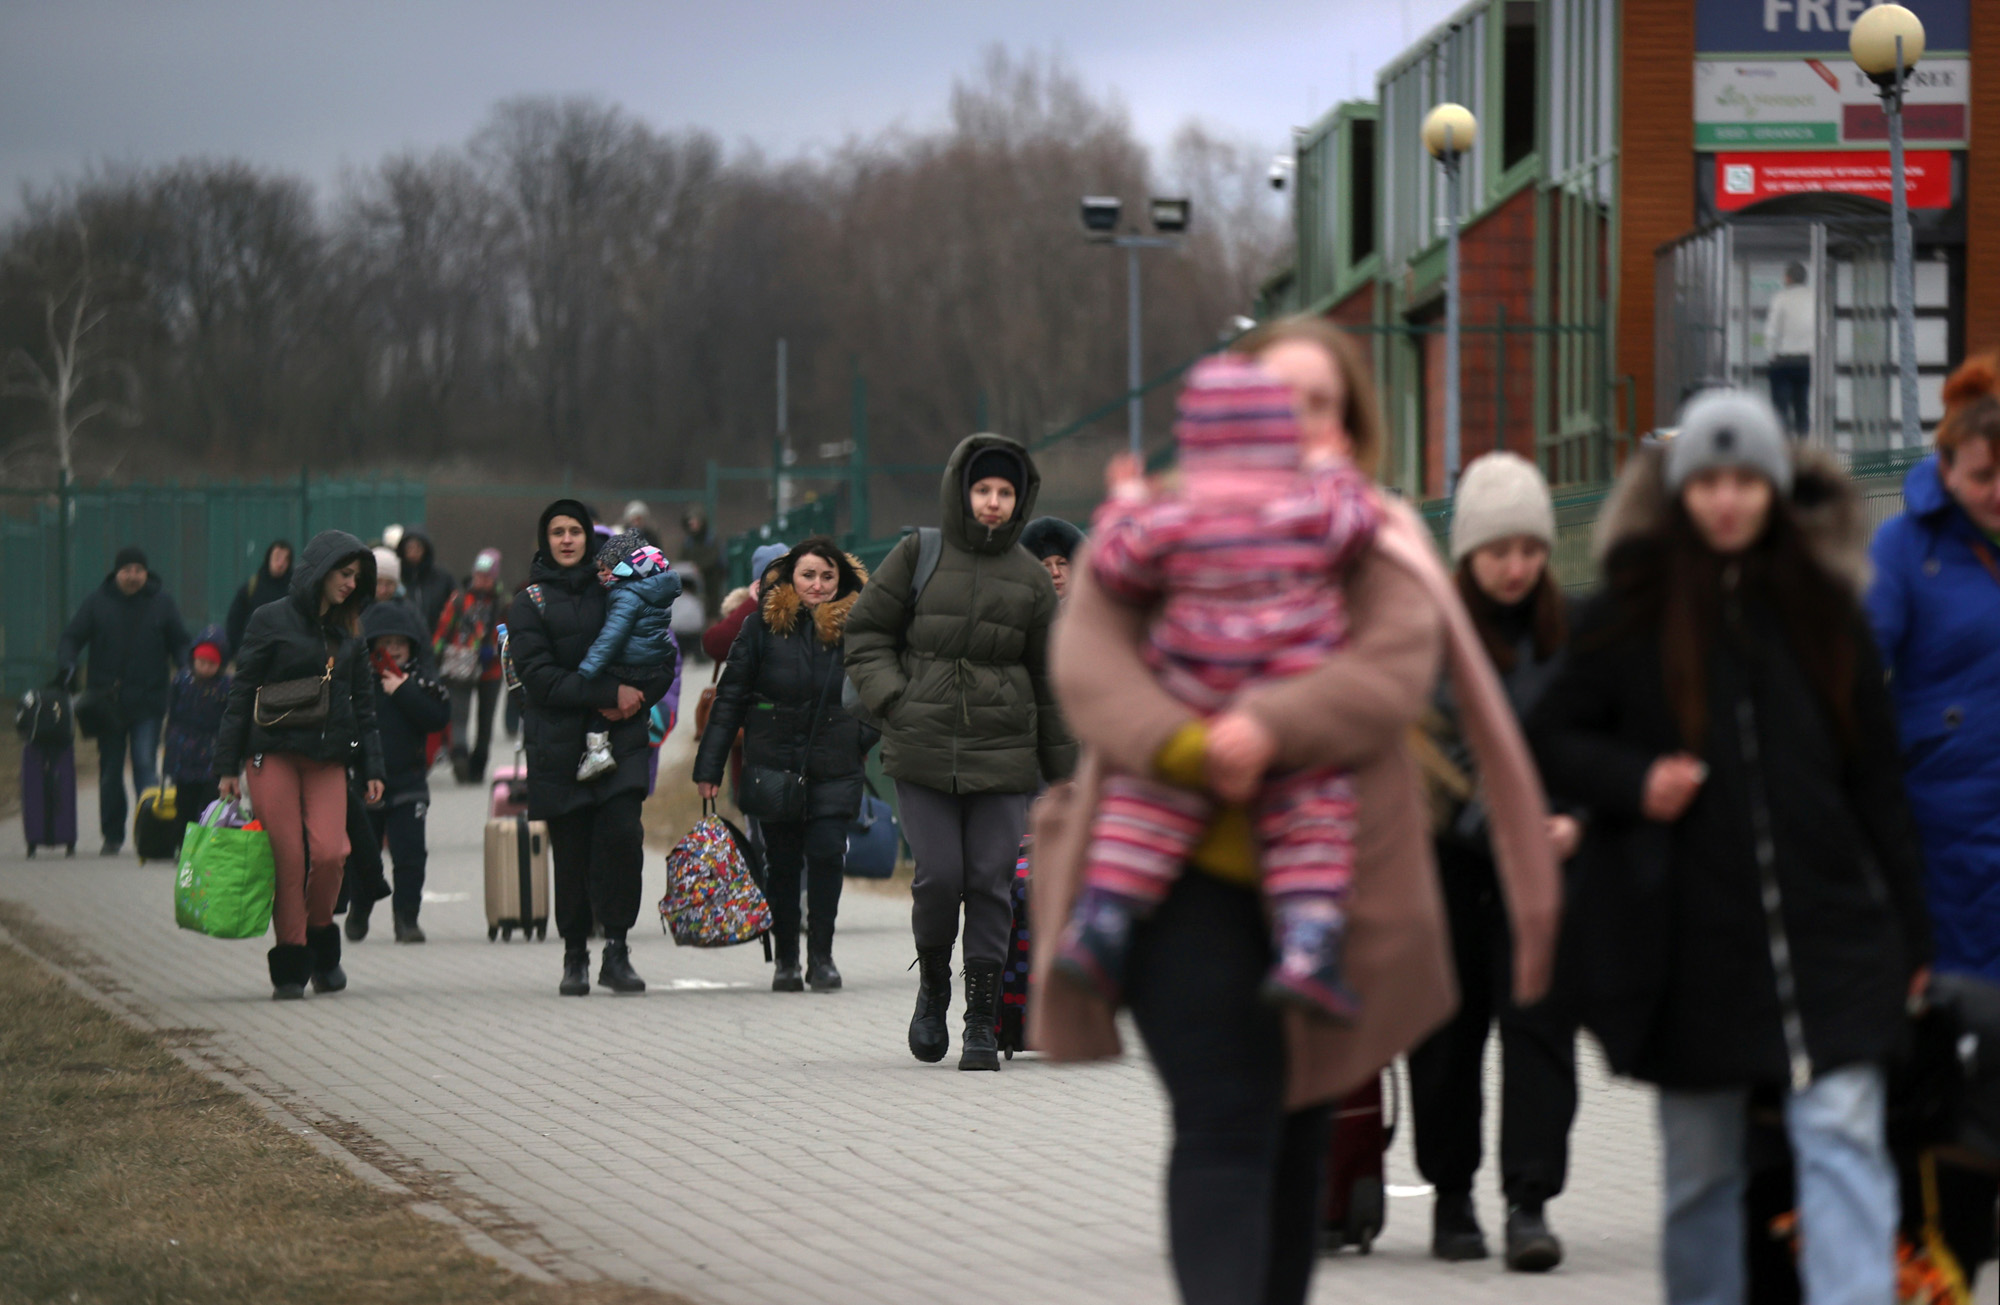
[
  {"x1": 73, "y1": 681, "x2": 123, "y2": 740},
  {"x1": 254, "y1": 657, "x2": 335, "y2": 729},
  {"x1": 736, "y1": 662, "x2": 838, "y2": 824}
]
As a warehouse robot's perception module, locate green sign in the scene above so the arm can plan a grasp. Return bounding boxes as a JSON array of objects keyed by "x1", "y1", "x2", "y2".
[{"x1": 1696, "y1": 121, "x2": 1840, "y2": 146}]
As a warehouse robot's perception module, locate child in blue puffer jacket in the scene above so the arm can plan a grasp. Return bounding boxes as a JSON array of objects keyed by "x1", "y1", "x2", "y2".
[{"x1": 576, "y1": 531, "x2": 683, "y2": 781}]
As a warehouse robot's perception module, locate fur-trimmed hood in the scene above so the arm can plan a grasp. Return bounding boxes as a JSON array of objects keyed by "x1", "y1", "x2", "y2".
[
  {"x1": 761, "y1": 552, "x2": 870, "y2": 645},
  {"x1": 1593, "y1": 441, "x2": 1871, "y2": 594}
]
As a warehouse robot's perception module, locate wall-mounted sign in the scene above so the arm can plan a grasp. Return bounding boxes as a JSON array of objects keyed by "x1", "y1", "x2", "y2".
[
  {"x1": 1697, "y1": 0, "x2": 1968, "y2": 57},
  {"x1": 1714, "y1": 150, "x2": 1953, "y2": 211},
  {"x1": 1695, "y1": 57, "x2": 1969, "y2": 150}
]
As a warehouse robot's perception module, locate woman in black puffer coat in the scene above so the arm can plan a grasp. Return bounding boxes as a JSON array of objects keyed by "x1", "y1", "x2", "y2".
[
  {"x1": 695, "y1": 538, "x2": 877, "y2": 992},
  {"x1": 216, "y1": 530, "x2": 384, "y2": 1000},
  {"x1": 507, "y1": 499, "x2": 676, "y2": 998}
]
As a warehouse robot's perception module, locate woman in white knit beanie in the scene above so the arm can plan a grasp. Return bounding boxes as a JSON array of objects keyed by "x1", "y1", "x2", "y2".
[{"x1": 1410, "y1": 449, "x2": 1581, "y2": 1271}]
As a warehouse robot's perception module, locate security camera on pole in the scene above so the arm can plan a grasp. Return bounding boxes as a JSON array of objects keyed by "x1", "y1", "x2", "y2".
[
  {"x1": 1424, "y1": 102, "x2": 1476, "y2": 494},
  {"x1": 1080, "y1": 195, "x2": 1192, "y2": 462},
  {"x1": 1851, "y1": 4, "x2": 1926, "y2": 449}
]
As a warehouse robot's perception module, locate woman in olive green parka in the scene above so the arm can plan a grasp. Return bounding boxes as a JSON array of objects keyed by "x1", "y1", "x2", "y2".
[{"x1": 845, "y1": 432, "x2": 1077, "y2": 1071}]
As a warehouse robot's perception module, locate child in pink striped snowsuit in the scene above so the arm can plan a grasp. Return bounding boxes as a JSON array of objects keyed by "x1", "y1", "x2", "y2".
[{"x1": 1054, "y1": 355, "x2": 1379, "y2": 1023}]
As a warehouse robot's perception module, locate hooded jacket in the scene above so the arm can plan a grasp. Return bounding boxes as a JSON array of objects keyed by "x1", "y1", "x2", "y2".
[
  {"x1": 1867, "y1": 454, "x2": 2000, "y2": 981},
  {"x1": 215, "y1": 531, "x2": 383, "y2": 781},
  {"x1": 226, "y1": 542, "x2": 294, "y2": 655},
  {"x1": 505, "y1": 500, "x2": 675, "y2": 817},
  {"x1": 164, "y1": 623, "x2": 232, "y2": 783},
  {"x1": 364, "y1": 600, "x2": 453, "y2": 802},
  {"x1": 397, "y1": 527, "x2": 457, "y2": 636},
  {"x1": 57, "y1": 568, "x2": 193, "y2": 722},
  {"x1": 578, "y1": 549, "x2": 682, "y2": 678},
  {"x1": 1528, "y1": 444, "x2": 1929, "y2": 1089},
  {"x1": 843, "y1": 433, "x2": 1076, "y2": 794},
  {"x1": 694, "y1": 549, "x2": 878, "y2": 820}
]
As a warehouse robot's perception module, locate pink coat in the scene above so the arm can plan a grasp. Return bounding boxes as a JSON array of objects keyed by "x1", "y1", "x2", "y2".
[{"x1": 1027, "y1": 496, "x2": 1560, "y2": 1109}]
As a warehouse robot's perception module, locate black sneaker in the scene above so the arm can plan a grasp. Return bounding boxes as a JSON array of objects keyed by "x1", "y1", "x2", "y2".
[
  {"x1": 1432, "y1": 1191, "x2": 1489, "y2": 1262},
  {"x1": 392, "y1": 911, "x2": 425, "y2": 944},
  {"x1": 101, "y1": 840, "x2": 123, "y2": 858},
  {"x1": 1504, "y1": 1205, "x2": 1563, "y2": 1272}
]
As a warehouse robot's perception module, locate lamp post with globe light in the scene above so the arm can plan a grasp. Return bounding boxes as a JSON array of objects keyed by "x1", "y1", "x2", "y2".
[
  {"x1": 1424, "y1": 103, "x2": 1477, "y2": 492},
  {"x1": 1851, "y1": 4, "x2": 1926, "y2": 448}
]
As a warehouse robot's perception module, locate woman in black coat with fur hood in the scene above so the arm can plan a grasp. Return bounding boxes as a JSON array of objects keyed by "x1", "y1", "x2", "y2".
[
  {"x1": 694, "y1": 537, "x2": 877, "y2": 992},
  {"x1": 1527, "y1": 391, "x2": 1931, "y2": 1304}
]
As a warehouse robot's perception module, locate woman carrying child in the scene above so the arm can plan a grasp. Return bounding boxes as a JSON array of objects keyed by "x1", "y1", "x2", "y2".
[
  {"x1": 508, "y1": 502, "x2": 677, "y2": 998},
  {"x1": 216, "y1": 531, "x2": 384, "y2": 1001},
  {"x1": 694, "y1": 538, "x2": 877, "y2": 992}
]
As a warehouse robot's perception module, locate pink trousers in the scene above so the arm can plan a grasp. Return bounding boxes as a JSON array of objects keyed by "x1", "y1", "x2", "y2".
[{"x1": 245, "y1": 753, "x2": 350, "y2": 946}]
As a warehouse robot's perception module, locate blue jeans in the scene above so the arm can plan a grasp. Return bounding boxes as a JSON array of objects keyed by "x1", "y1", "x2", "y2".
[
  {"x1": 1768, "y1": 357, "x2": 1811, "y2": 438},
  {"x1": 1659, "y1": 1065, "x2": 1895, "y2": 1305},
  {"x1": 97, "y1": 715, "x2": 162, "y2": 845}
]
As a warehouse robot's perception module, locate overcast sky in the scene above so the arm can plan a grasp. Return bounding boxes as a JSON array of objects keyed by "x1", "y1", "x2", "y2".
[{"x1": 1, "y1": 0, "x2": 1465, "y2": 213}]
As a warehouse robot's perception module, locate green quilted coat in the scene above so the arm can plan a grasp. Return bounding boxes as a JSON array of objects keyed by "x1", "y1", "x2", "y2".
[{"x1": 843, "y1": 433, "x2": 1077, "y2": 795}]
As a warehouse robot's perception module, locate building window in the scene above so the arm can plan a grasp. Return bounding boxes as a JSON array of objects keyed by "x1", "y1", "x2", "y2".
[
  {"x1": 1503, "y1": 0, "x2": 1539, "y2": 172},
  {"x1": 1350, "y1": 119, "x2": 1377, "y2": 265}
]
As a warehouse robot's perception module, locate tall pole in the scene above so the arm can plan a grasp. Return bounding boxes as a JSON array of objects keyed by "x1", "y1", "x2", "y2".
[
  {"x1": 1886, "y1": 39, "x2": 1921, "y2": 450},
  {"x1": 774, "y1": 337, "x2": 789, "y2": 517},
  {"x1": 1127, "y1": 243, "x2": 1143, "y2": 462},
  {"x1": 1444, "y1": 146, "x2": 1463, "y2": 493},
  {"x1": 850, "y1": 364, "x2": 870, "y2": 543}
]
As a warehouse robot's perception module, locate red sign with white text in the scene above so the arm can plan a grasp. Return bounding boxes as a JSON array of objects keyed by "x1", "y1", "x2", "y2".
[{"x1": 1716, "y1": 151, "x2": 1952, "y2": 212}]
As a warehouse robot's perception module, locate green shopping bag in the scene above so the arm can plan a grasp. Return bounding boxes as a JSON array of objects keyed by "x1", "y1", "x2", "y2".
[{"x1": 174, "y1": 799, "x2": 276, "y2": 939}]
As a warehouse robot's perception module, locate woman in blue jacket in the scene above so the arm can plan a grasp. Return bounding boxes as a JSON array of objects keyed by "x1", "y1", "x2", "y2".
[{"x1": 1865, "y1": 351, "x2": 2000, "y2": 1278}]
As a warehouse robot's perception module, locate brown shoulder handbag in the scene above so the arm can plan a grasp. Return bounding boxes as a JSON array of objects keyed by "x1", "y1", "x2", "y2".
[{"x1": 254, "y1": 656, "x2": 335, "y2": 729}]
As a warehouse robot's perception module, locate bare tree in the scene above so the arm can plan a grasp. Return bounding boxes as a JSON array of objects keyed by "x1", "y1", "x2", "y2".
[{"x1": 1, "y1": 222, "x2": 137, "y2": 479}]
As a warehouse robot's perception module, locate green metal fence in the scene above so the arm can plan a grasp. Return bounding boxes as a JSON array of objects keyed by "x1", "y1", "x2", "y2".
[{"x1": 1, "y1": 474, "x2": 425, "y2": 698}]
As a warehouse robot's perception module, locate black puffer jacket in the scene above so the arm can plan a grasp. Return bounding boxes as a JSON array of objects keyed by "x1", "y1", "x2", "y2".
[
  {"x1": 506, "y1": 500, "x2": 675, "y2": 819},
  {"x1": 216, "y1": 531, "x2": 383, "y2": 782},
  {"x1": 362, "y1": 600, "x2": 452, "y2": 803},
  {"x1": 397, "y1": 527, "x2": 457, "y2": 636},
  {"x1": 225, "y1": 542, "x2": 293, "y2": 655},
  {"x1": 693, "y1": 549, "x2": 879, "y2": 822},
  {"x1": 57, "y1": 571, "x2": 192, "y2": 722},
  {"x1": 1527, "y1": 445, "x2": 1930, "y2": 1090}
]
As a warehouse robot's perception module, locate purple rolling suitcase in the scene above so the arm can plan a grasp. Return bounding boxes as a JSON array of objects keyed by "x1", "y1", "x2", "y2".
[{"x1": 22, "y1": 742, "x2": 78, "y2": 856}]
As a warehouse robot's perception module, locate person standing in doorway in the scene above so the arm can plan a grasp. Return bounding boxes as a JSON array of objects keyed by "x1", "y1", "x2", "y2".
[
  {"x1": 1764, "y1": 262, "x2": 1816, "y2": 439},
  {"x1": 58, "y1": 546, "x2": 193, "y2": 855},
  {"x1": 844, "y1": 434, "x2": 1077, "y2": 1071}
]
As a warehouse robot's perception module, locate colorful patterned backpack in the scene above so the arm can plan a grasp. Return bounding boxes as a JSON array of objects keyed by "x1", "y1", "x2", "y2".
[{"x1": 660, "y1": 802, "x2": 772, "y2": 948}]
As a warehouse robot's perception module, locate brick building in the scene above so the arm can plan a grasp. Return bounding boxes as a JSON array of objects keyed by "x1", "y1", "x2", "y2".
[{"x1": 1279, "y1": 0, "x2": 1993, "y2": 501}]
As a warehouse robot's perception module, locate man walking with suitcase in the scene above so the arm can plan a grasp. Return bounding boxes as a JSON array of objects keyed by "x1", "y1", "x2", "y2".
[{"x1": 58, "y1": 546, "x2": 192, "y2": 856}]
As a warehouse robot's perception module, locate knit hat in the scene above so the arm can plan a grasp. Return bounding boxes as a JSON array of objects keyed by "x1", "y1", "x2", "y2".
[
  {"x1": 1666, "y1": 389, "x2": 1793, "y2": 496},
  {"x1": 372, "y1": 546, "x2": 401, "y2": 586},
  {"x1": 1020, "y1": 517, "x2": 1085, "y2": 562},
  {"x1": 113, "y1": 545, "x2": 148, "y2": 572},
  {"x1": 965, "y1": 447, "x2": 1025, "y2": 495},
  {"x1": 1174, "y1": 355, "x2": 1301, "y2": 473},
  {"x1": 751, "y1": 542, "x2": 790, "y2": 582},
  {"x1": 192, "y1": 640, "x2": 224, "y2": 665},
  {"x1": 1449, "y1": 452, "x2": 1557, "y2": 563},
  {"x1": 472, "y1": 547, "x2": 500, "y2": 575}
]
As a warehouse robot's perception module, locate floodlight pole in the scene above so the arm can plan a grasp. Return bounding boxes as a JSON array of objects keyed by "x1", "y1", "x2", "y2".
[{"x1": 1105, "y1": 234, "x2": 1177, "y2": 463}]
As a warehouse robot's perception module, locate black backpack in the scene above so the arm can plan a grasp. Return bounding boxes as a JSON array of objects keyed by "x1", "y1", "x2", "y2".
[{"x1": 15, "y1": 686, "x2": 74, "y2": 752}]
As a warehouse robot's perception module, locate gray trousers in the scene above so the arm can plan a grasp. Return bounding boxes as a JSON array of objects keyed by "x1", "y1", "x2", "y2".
[{"x1": 896, "y1": 780, "x2": 1031, "y2": 968}]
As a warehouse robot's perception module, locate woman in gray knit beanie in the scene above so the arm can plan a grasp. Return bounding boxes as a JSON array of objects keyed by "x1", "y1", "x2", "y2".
[{"x1": 1411, "y1": 448, "x2": 1581, "y2": 1271}]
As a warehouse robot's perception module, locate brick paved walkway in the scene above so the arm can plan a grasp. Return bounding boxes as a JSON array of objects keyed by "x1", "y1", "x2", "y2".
[{"x1": 2, "y1": 681, "x2": 1669, "y2": 1303}]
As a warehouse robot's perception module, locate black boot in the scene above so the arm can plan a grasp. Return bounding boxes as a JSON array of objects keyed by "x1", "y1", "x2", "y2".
[
  {"x1": 805, "y1": 920, "x2": 841, "y2": 992},
  {"x1": 1504, "y1": 1204, "x2": 1563, "y2": 1272},
  {"x1": 268, "y1": 943, "x2": 311, "y2": 1001},
  {"x1": 305, "y1": 925, "x2": 346, "y2": 994},
  {"x1": 908, "y1": 948, "x2": 952, "y2": 1063},
  {"x1": 958, "y1": 961, "x2": 1002, "y2": 1072},
  {"x1": 596, "y1": 938, "x2": 646, "y2": 994},
  {"x1": 772, "y1": 929, "x2": 804, "y2": 993},
  {"x1": 392, "y1": 910, "x2": 425, "y2": 944},
  {"x1": 1432, "y1": 1190, "x2": 1489, "y2": 1262},
  {"x1": 344, "y1": 897, "x2": 372, "y2": 942},
  {"x1": 560, "y1": 946, "x2": 590, "y2": 997}
]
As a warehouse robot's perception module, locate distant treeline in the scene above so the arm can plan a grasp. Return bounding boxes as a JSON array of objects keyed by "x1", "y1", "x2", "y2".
[{"x1": 0, "y1": 49, "x2": 1286, "y2": 493}]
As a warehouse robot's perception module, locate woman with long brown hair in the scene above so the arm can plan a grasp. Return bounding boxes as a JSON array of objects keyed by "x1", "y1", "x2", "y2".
[
  {"x1": 1033, "y1": 316, "x2": 1558, "y2": 1305},
  {"x1": 1529, "y1": 390, "x2": 1930, "y2": 1303},
  {"x1": 216, "y1": 530, "x2": 384, "y2": 1000}
]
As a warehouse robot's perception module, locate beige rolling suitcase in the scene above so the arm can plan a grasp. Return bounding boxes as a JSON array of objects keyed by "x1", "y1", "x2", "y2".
[{"x1": 484, "y1": 815, "x2": 550, "y2": 941}]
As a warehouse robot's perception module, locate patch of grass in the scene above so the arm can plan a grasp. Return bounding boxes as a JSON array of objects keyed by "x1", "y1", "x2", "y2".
[{"x1": 0, "y1": 909, "x2": 690, "y2": 1305}]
